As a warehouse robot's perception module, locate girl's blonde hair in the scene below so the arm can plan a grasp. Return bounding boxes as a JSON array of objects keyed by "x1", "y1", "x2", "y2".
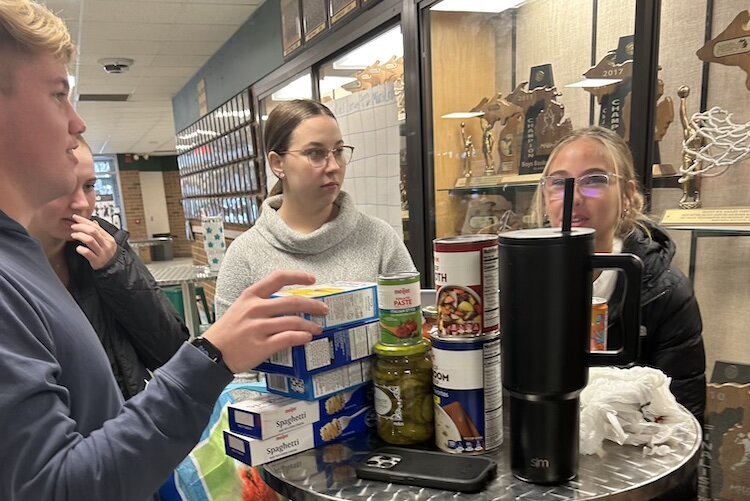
[{"x1": 530, "y1": 126, "x2": 651, "y2": 240}]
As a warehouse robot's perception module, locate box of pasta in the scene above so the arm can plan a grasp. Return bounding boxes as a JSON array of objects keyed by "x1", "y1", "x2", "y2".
[
  {"x1": 227, "y1": 385, "x2": 372, "y2": 440},
  {"x1": 224, "y1": 406, "x2": 375, "y2": 467},
  {"x1": 272, "y1": 282, "x2": 378, "y2": 331},
  {"x1": 263, "y1": 359, "x2": 372, "y2": 401},
  {"x1": 256, "y1": 320, "x2": 379, "y2": 377}
]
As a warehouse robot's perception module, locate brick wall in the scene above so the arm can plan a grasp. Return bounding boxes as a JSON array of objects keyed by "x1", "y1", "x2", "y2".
[
  {"x1": 162, "y1": 171, "x2": 191, "y2": 257},
  {"x1": 119, "y1": 171, "x2": 151, "y2": 262}
]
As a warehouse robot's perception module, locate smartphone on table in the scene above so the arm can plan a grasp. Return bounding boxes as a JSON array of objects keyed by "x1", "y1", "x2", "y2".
[{"x1": 355, "y1": 446, "x2": 497, "y2": 493}]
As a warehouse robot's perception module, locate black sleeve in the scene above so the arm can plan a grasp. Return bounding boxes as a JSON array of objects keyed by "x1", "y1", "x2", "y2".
[
  {"x1": 92, "y1": 241, "x2": 190, "y2": 370},
  {"x1": 641, "y1": 270, "x2": 706, "y2": 424}
]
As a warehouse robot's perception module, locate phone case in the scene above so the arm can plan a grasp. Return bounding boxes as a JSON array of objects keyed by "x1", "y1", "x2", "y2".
[{"x1": 355, "y1": 446, "x2": 497, "y2": 493}]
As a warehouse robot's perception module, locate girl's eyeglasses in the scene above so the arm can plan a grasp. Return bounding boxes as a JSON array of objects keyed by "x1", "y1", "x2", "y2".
[
  {"x1": 277, "y1": 145, "x2": 355, "y2": 168},
  {"x1": 540, "y1": 172, "x2": 621, "y2": 200}
]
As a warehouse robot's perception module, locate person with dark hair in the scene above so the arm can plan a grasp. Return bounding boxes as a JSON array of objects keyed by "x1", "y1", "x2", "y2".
[
  {"x1": 0, "y1": 2, "x2": 327, "y2": 499},
  {"x1": 215, "y1": 99, "x2": 416, "y2": 318},
  {"x1": 28, "y1": 140, "x2": 189, "y2": 399},
  {"x1": 531, "y1": 126, "x2": 706, "y2": 425}
]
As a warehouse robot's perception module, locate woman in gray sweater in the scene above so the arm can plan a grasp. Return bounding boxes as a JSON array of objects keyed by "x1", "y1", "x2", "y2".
[{"x1": 215, "y1": 99, "x2": 416, "y2": 318}]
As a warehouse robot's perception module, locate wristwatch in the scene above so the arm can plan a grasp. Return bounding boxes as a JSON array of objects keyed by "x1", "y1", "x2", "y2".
[{"x1": 191, "y1": 337, "x2": 231, "y2": 373}]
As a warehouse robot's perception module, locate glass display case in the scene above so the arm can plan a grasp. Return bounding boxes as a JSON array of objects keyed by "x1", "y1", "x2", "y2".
[
  {"x1": 423, "y1": 0, "x2": 638, "y2": 240},
  {"x1": 649, "y1": 0, "x2": 750, "y2": 382},
  {"x1": 92, "y1": 155, "x2": 125, "y2": 228}
]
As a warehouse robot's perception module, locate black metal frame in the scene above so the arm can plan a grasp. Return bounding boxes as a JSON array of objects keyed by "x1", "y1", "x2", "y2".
[{"x1": 630, "y1": 0, "x2": 662, "y2": 209}]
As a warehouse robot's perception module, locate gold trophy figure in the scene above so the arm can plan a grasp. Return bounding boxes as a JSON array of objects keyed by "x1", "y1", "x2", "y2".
[
  {"x1": 481, "y1": 118, "x2": 495, "y2": 176},
  {"x1": 678, "y1": 86, "x2": 703, "y2": 209},
  {"x1": 460, "y1": 122, "x2": 475, "y2": 178}
]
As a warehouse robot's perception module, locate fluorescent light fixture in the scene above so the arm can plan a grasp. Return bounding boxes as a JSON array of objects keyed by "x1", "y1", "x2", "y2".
[
  {"x1": 441, "y1": 112, "x2": 485, "y2": 119},
  {"x1": 320, "y1": 76, "x2": 357, "y2": 95},
  {"x1": 332, "y1": 25, "x2": 403, "y2": 70},
  {"x1": 68, "y1": 75, "x2": 76, "y2": 88},
  {"x1": 431, "y1": 0, "x2": 524, "y2": 13},
  {"x1": 565, "y1": 78, "x2": 623, "y2": 88},
  {"x1": 271, "y1": 73, "x2": 313, "y2": 101}
]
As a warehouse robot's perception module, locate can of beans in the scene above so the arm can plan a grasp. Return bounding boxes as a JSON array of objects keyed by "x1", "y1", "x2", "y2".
[
  {"x1": 377, "y1": 272, "x2": 422, "y2": 345},
  {"x1": 590, "y1": 297, "x2": 608, "y2": 351},
  {"x1": 431, "y1": 331, "x2": 502, "y2": 454},
  {"x1": 433, "y1": 235, "x2": 499, "y2": 336}
]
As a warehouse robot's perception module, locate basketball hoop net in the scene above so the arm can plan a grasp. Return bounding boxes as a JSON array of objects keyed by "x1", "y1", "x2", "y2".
[{"x1": 680, "y1": 107, "x2": 750, "y2": 182}]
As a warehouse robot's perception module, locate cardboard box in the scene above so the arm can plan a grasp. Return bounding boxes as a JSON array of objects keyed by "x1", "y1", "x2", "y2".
[
  {"x1": 264, "y1": 360, "x2": 372, "y2": 401},
  {"x1": 273, "y1": 282, "x2": 378, "y2": 331},
  {"x1": 256, "y1": 320, "x2": 379, "y2": 377},
  {"x1": 227, "y1": 385, "x2": 372, "y2": 439},
  {"x1": 224, "y1": 406, "x2": 375, "y2": 467}
]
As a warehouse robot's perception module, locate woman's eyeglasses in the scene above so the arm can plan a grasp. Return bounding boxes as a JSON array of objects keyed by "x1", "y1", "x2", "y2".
[
  {"x1": 278, "y1": 145, "x2": 355, "y2": 168},
  {"x1": 540, "y1": 172, "x2": 621, "y2": 200}
]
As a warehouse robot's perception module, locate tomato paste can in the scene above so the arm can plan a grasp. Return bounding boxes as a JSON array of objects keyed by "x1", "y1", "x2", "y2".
[
  {"x1": 591, "y1": 297, "x2": 608, "y2": 351},
  {"x1": 433, "y1": 235, "x2": 499, "y2": 336},
  {"x1": 432, "y1": 331, "x2": 502, "y2": 454},
  {"x1": 377, "y1": 271, "x2": 422, "y2": 345}
]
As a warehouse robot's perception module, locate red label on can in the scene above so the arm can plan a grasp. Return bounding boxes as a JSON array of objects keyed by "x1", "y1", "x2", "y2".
[
  {"x1": 591, "y1": 298, "x2": 608, "y2": 351},
  {"x1": 433, "y1": 235, "x2": 499, "y2": 336}
]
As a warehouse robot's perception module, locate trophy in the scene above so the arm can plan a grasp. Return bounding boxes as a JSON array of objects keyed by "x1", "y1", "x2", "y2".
[
  {"x1": 470, "y1": 94, "x2": 523, "y2": 176},
  {"x1": 697, "y1": 10, "x2": 750, "y2": 90},
  {"x1": 677, "y1": 86, "x2": 703, "y2": 209},
  {"x1": 570, "y1": 35, "x2": 674, "y2": 173},
  {"x1": 507, "y1": 64, "x2": 572, "y2": 175},
  {"x1": 460, "y1": 121, "x2": 476, "y2": 178}
]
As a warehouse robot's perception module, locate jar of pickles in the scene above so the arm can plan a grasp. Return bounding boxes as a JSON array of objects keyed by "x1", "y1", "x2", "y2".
[
  {"x1": 422, "y1": 305, "x2": 438, "y2": 340},
  {"x1": 373, "y1": 339, "x2": 434, "y2": 445}
]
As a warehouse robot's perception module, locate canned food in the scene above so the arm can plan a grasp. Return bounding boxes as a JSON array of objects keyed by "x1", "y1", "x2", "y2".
[
  {"x1": 378, "y1": 272, "x2": 422, "y2": 345},
  {"x1": 591, "y1": 297, "x2": 608, "y2": 351},
  {"x1": 432, "y1": 332, "x2": 502, "y2": 454},
  {"x1": 433, "y1": 235, "x2": 499, "y2": 336},
  {"x1": 373, "y1": 340, "x2": 434, "y2": 445}
]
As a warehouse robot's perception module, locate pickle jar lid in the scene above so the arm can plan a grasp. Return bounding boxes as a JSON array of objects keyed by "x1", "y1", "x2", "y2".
[
  {"x1": 422, "y1": 305, "x2": 438, "y2": 319},
  {"x1": 374, "y1": 339, "x2": 431, "y2": 357}
]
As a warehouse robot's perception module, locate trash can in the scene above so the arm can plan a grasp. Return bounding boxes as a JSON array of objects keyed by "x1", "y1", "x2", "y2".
[{"x1": 150, "y1": 234, "x2": 174, "y2": 261}]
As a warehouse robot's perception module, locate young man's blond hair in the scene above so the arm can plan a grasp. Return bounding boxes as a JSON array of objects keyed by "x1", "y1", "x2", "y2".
[{"x1": 0, "y1": 0, "x2": 74, "y2": 92}]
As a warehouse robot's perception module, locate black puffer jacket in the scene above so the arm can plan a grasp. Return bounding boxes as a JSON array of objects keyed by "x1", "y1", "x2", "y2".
[
  {"x1": 607, "y1": 222, "x2": 706, "y2": 424},
  {"x1": 64, "y1": 218, "x2": 189, "y2": 399}
]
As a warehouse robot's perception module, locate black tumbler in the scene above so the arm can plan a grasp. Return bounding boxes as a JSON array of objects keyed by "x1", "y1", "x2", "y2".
[{"x1": 499, "y1": 227, "x2": 642, "y2": 484}]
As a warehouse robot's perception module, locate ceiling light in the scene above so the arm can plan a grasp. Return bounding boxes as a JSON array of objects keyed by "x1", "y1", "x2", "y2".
[
  {"x1": 441, "y1": 112, "x2": 485, "y2": 119},
  {"x1": 332, "y1": 25, "x2": 403, "y2": 70},
  {"x1": 271, "y1": 74, "x2": 313, "y2": 101},
  {"x1": 430, "y1": 0, "x2": 524, "y2": 13}
]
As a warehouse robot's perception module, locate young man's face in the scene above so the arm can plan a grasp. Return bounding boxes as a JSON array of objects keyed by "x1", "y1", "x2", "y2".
[{"x1": 0, "y1": 51, "x2": 87, "y2": 208}]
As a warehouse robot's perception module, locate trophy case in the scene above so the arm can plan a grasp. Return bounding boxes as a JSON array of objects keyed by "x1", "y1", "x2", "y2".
[
  {"x1": 648, "y1": 0, "x2": 750, "y2": 419},
  {"x1": 424, "y1": 0, "x2": 638, "y2": 240}
]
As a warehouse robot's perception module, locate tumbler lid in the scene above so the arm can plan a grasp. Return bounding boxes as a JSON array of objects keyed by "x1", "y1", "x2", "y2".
[{"x1": 499, "y1": 227, "x2": 594, "y2": 244}]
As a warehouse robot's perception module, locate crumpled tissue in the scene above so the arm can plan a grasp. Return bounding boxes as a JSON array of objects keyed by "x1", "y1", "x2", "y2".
[{"x1": 579, "y1": 366, "x2": 693, "y2": 457}]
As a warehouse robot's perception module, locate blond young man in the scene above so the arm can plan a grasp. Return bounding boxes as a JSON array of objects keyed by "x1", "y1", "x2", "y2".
[{"x1": 0, "y1": 2, "x2": 326, "y2": 499}]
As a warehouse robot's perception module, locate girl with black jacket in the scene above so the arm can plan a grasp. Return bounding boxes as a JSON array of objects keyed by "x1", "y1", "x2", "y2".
[
  {"x1": 28, "y1": 140, "x2": 189, "y2": 399},
  {"x1": 531, "y1": 126, "x2": 706, "y2": 425}
]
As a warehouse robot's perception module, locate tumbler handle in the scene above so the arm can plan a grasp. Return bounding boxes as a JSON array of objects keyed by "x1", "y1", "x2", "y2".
[{"x1": 587, "y1": 253, "x2": 643, "y2": 367}]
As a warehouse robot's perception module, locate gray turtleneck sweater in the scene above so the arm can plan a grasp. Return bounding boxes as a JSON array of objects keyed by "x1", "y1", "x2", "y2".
[{"x1": 215, "y1": 192, "x2": 416, "y2": 318}]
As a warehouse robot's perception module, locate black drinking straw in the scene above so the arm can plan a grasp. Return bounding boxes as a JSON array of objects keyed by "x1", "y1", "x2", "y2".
[{"x1": 562, "y1": 177, "x2": 575, "y2": 233}]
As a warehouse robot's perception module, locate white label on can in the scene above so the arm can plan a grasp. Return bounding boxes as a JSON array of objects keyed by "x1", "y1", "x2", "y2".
[
  {"x1": 434, "y1": 250, "x2": 481, "y2": 287},
  {"x1": 432, "y1": 348, "x2": 484, "y2": 389}
]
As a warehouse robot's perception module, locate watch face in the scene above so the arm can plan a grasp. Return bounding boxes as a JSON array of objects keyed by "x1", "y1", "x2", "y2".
[{"x1": 192, "y1": 337, "x2": 220, "y2": 363}]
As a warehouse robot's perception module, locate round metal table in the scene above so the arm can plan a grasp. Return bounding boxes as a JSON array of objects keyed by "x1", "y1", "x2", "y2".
[{"x1": 261, "y1": 406, "x2": 701, "y2": 500}]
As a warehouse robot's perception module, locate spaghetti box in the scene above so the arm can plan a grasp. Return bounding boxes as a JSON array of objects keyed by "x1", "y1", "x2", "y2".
[
  {"x1": 227, "y1": 384, "x2": 372, "y2": 439},
  {"x1": 273, "y1": 282, "x2": 378, "y2": 331},
  {"x1": 224, "y1": 406, "x2": 375, "y2": 467},
  {"x1": 264, "y1": 360, "x2": 372, "y2": 401},
  {"x1": 256, "y1": 320, "x2": 379, "y2": 377}
]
